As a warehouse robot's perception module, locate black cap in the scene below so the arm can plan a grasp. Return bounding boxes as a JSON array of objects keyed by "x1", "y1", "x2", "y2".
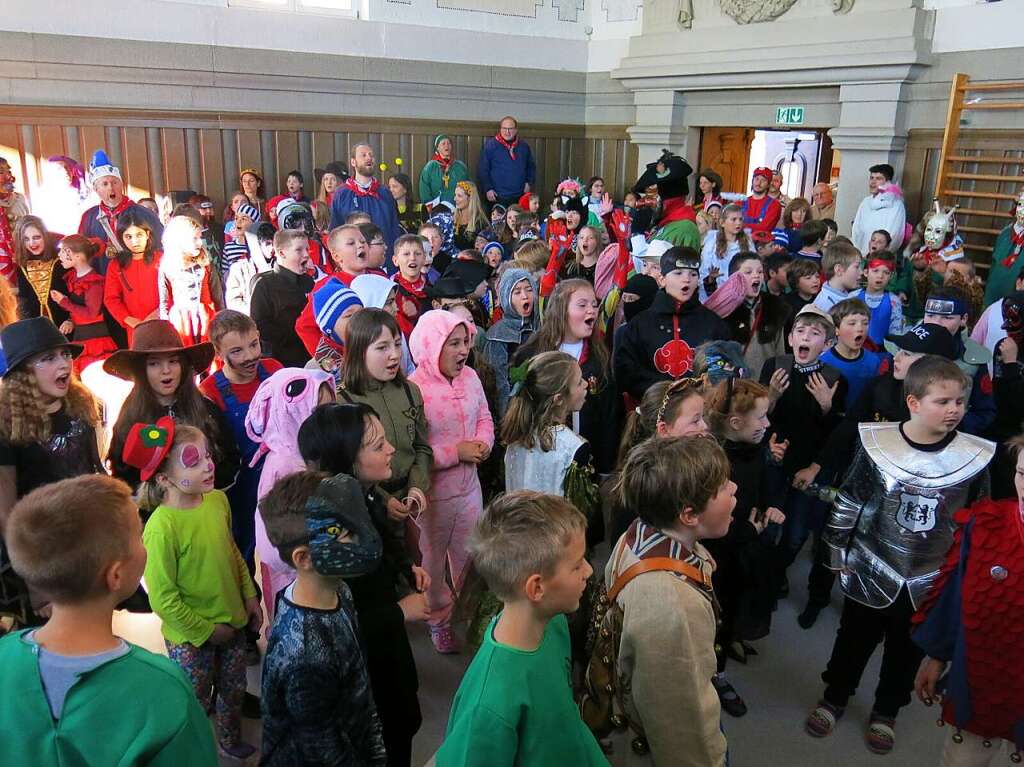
[
  {"x1": 885, "y1": 323, "x2": 957, "y2": 360},
  {"x1": 0, "y1": 317, "x2": 82, "y2": 376},
  {"x1": 426, "y1": 276, "x2": 471, "y2": 300}
]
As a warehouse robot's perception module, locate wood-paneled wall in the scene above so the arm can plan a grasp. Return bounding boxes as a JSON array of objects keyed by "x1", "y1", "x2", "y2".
[
  {"x1": 903, "y1": 128, "x2": 1024, "y2": 267},
  {"x1": 0, "y1": 107, "x2": 639, "y2": 215}
]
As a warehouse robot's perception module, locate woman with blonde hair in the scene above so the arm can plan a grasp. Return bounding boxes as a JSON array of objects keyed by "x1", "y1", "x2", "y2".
[
  {"x1": 453, "y1": 181, "x2": 489, "y2": 251},
  {"x1": 158, "y1": 216, "x2": 220, "y2": 344}
]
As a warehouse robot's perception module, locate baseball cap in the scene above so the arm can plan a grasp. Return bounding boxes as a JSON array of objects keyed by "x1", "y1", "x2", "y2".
[
  {"x1": 794, "y1": 303, "x2": 835, "y2": 330},
  {"x1": 884, "y1": 323, "x2": 956, "y2": 359},
  {"x1": 659, "y1": 246, "x2": 701, "y2": 276}
]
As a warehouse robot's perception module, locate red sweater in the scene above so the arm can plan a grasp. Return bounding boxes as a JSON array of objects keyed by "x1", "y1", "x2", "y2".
[{"x1": 103, "y1": 253, "x2": 162, "y2": 340}]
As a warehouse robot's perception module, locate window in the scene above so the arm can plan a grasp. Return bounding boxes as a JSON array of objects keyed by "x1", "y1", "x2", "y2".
[{"x1": 229, "y1": 0, "x2": 355, "y2": 14}]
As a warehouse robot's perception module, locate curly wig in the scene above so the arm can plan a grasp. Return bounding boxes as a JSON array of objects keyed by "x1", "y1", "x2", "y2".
[{"x1": 0, "y1": 367, "x2": 99, "y2": 445}]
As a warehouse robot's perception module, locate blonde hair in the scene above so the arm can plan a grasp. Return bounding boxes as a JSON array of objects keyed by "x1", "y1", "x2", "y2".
[
  {"x1": 717, "y1": 204, "x2": 752, "y2": 257},
  {"x1": 617, "y1": 379, "x2": 705, "y2": 466},
  {"x1": 274, "y1": 228, "x2": 307, "y2": 252},
  {"x1": 705, "y1": 378, "x2": 770, "y2": 437},
  {"x1": 468, "y1": 490, "x2": 586, "y2": 601},
  {"x1": 513, "y1": 239, "x2": 550, "y2": 273},
  {"x1": 161, "y1": 215, "x2": 208, "y2": 273},
  {"x1": 615, "y1": 435, "x2": 730, "y2": 529},
  {"x1": 136, "y1": 424, "x2": 207, "y2": 510},
  {"x1": 823, "y1": 240, "x2": 861, "y2": 278},
  {"x1": 6, "y1": 475, "x2": 137, "y2": 602},
  {"x1": 500, "y1": 351, "x2": 578, "y2": 451},
  {"x1": 0, "y1": 366, "x2": 99, "y2": 445},
  {"x1": 454, "y1": 181, "x2": 489, "y2": 232}
]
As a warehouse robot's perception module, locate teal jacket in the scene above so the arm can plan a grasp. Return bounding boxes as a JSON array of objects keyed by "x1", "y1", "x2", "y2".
[
  {"x1": 0, "y1": 631, "x2": 217, "y2": 766},
  {"x1": 419, "y1": 159, "x2": 470, "y2": 206}
]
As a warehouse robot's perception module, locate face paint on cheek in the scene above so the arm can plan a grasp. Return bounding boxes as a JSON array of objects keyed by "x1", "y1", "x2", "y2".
[
  {"x1": 180, "y1": 478, "x2": 191, "y2": 488},
  {"x1": 180, "y1": 444, "x2": 202, "y2": 470}
]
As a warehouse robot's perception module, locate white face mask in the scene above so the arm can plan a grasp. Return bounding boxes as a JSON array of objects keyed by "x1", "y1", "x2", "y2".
[{"x1": 924, "y1": 212, "x2": 952, "y2": 250}]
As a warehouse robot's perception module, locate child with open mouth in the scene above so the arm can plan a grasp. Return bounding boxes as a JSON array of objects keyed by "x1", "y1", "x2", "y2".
[{"x1": 820, "y1": 298, "x2": 886, "y2": 412}]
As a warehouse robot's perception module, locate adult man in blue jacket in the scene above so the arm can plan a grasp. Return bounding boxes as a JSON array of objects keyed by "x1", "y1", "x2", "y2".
[
  {"x1": 478, "y1": 116, "x2": 536, "y2": 209},
  {"x1": 329, "y1": 143, "x2": 402, "y2": 266}
]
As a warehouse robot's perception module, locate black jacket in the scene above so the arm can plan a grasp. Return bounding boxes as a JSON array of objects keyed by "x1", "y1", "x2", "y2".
[
  {"x1": 250, "y1": 266, "x2": 315, "y2": 368},
  {"x1": 613, "y1": 289, "x2": 731, "y2": 400}
]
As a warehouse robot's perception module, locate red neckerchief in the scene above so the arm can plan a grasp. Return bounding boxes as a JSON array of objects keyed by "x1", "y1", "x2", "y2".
[
  {"x1": 579, "y1": 339, "x2": 590, "y2": 365},
  {"x1": 1003, "y1": 225, "x2": 1024, "y2": 267},
  {"x1": 98, "y1": 196, "x2": 134, "y2": 223},
  {"x1": 343, "y1": 177, "x2": 381, "y2": 198},
  {"x1": 432, "y1": 151, "x2": 453, "y2": 174},
  {"x1": 494, "y1": 133, "x2": 518, "y2": 160},
  {"x1": 394, "y1": 274, "x2": 427, "y2": 338},
  {"x1": 657, "y1": 198, "x2": 697, "y2": 227}
]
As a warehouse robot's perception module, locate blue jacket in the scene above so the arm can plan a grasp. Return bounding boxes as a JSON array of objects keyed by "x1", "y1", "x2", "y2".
[
  {"x1": 329, "y1": 184, "x2": 402, "y2": 266},
  {"x1": 477, "y1": 138, "x2": 536, "y2": 199}
]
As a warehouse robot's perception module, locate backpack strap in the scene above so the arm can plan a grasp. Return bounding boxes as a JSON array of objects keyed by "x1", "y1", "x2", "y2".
[{"x1": 606, "y1": 556, "x2": 710, "y2": 603}]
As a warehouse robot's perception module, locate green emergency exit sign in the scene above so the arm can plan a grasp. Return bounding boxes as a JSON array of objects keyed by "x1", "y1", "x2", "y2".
[{"x1": 776, "y1": 106, "x2": 805, "y2": 126}]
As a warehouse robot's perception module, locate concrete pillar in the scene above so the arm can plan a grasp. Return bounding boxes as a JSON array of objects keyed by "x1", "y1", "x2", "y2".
[
  {"x1": 627, "y1": 89, "x2": 690, "y2": 171},
  {"x1": 828, "y1": 82, "x2": 910, "y2": 237}
]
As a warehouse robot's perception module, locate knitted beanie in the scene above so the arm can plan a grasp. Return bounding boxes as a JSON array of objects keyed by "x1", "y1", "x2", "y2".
[
  {"x1": 236, "y1": 202, "x2": 260, "y2": 222},
  {"x1": 313, "y1": 278, "x2": 363, "y2": 344},
  {"x1": 434, "y1": 134, "x2": 451, "y2": 151}
]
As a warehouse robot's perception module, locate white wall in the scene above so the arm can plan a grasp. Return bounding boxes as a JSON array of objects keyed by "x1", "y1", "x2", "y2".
[{"x1": 931, "y1": 0, "x2": 1024, "y2": 53}]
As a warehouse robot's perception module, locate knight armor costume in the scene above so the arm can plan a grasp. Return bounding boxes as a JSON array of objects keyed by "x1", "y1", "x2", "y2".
[{"x1": 822, "y1": 422, "x2": 994, "y2": 610}]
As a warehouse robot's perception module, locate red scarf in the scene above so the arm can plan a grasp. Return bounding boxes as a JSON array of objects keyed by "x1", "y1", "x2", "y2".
[
  {"x1": 343, "y1": 177, "x2": 381, "y2": 198},
  {"x1": 494, "y1": 133, "x2": 518, "y2": 160},
  {"x1": 395, "y1": 274, "x2": 427, "y2": 339},
  {"x1": 657, "y1": 197, "x2": 697, "y2": 228},
  {"x1": 432, "y1": 151, "x2": 453, "y2": 175},
  {"x1": 1002, "y1": 226, "x2": 1024, "y2": 268},
  {"x1": 98, "y1": 196, "x2": 134, "y2": 224}
]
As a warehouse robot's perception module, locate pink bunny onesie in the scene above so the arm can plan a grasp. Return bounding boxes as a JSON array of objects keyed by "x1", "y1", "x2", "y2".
[
  {"x1": 245, "y1": 367, "x2": 335, "y2": 619},
  {"x1": 408, "y1": 310, "x2": 494, "y2": 630}
]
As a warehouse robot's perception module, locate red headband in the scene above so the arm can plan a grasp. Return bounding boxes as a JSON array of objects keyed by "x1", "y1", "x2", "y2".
[
  {"x1": 752, "y1": 167, "x2": 773, "y2": 181},
  {"x1": 867, "y1": 258, "x2": 895, "y2": 271}
]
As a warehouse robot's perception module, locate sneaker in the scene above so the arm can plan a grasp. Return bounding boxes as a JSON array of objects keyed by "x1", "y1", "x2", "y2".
[
  {"x1": 218, "y1": 740, "x2": 257, "y2": 761},
  {"x1": 866, "y1": 712, "x2": 896, "y2": 754},
  {"x1": 805, "y1": 700, "x2": 845, "y2": 738},
  {"x1": 712, "y1": 674, "x2": 748, "y2": 718},
  {"x1": 430, "y1": 626, "x2": 461, "y2": 654},
  {"x1": 798, "y1": 603, "x2": 824, "y2": 630}
]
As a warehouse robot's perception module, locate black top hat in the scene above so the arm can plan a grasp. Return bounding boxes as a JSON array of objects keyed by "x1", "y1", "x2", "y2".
[
  {"x1": 426, "y1": 276, "x2": 472, "y2": 300},
  {"x1": 1, "y1": 317, "x2": 82, "y2": 376},
  {"x1": 445, "y1": 259, "x2": 492, "y2": 291},
  {"x1": 633, "y1": 149, "x2": 693, "y2": 200}
]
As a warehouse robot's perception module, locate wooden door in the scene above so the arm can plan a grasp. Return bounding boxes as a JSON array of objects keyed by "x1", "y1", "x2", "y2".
[{"x1": 698, "y1": 127, "x2": 755, "y2": 196}]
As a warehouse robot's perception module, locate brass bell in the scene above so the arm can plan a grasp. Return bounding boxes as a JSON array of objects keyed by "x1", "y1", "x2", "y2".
[
  {"x1": 983, "y1": 740, "x2": 992, "y2": 748},
  {"x1": 610, "y1": 714, "x2": 626, "y2": 730},
  {"x1": 605, "y1": 683, "x2": 614, "y2": 693},
  {"x1": 952, "y1": 731, "x2": 964, "y2": 744},
  {"x1": 1010, "y1": 751, "x2": 1021, "y2": 763},
  {"x1": 936, "y1": 718, "x2": 945, "y2": 727},
  {"x1": 631, "y1": 737, "x2": 650, "y2": 756}
]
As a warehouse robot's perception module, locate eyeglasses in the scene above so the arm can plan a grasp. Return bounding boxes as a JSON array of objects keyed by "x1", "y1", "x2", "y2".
[{"x1": 655, "y1": 376, "x2": 706, "y2": 426}]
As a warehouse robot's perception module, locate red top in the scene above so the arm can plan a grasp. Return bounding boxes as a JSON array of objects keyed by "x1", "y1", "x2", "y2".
[
  {"x1": 57, "y1": 269, "x2": 106, "y2": 324},
  {"x1": 103, "y1": 253, "x2": 162, "y2": 331},
  {"x1": 199, "y1": 357, "x2": 283, "y2": 410}
]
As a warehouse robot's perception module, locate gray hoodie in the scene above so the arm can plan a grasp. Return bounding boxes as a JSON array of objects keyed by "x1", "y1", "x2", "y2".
[{"x1": 483, "y1": 268, "x2": 538, "y2": 416}]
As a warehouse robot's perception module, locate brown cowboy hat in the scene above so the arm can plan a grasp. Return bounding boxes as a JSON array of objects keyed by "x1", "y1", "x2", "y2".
[{"x1": 103, "y1": 320, "x2": 215, "y2": 380}]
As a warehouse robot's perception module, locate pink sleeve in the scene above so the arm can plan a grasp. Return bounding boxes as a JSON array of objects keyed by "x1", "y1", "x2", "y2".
[
  {"x1": 473, "y1": 378, "x2": 495, "y2": 449},
  {"x1": 969, "y1": 308, "x2": 989, "y2": 345}
]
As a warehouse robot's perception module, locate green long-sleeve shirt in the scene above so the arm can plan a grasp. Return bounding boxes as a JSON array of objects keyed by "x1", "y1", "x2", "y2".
[
  {"x1": 143, "y1": 489, "x2": 257, "y2": 646},
  {"x1": 0, "y1": 631, "x2": 217, "y2": 766}
]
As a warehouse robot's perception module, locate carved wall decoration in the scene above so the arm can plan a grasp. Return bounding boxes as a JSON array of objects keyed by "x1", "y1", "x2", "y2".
[
  {"x1": 718, "y1": 0, "x2": 854, "y2": 24},
  {"x1": 678, "y1": 0, "x2": 694, "y2": 28},
  {"x1": 602, "y1": 0, "x2": 642, "y2": 23},
  {"x1": 552, "y1": 0, "x2": 585, "y2": 22}
]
